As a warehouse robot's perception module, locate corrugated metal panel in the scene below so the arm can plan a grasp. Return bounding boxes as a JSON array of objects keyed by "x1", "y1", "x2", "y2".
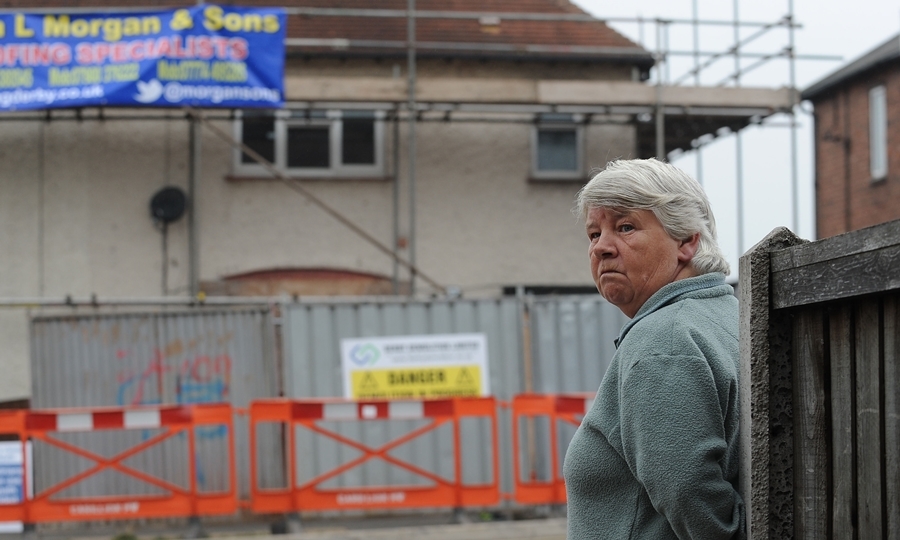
[
  {"x1": 529, "y1": 295, "x2": 627, "y2": 393},
  {"x1": 525, "y1": 295, "x2": 628, "y2": 485},
  {"x1": 285, "y1": 298, "x2": 523, "y2": 393},
  {"x1": 283, "y1": 298, "x2": 522, "y2": 502},
  {"x1": 29, "y1": 308, "x2": 280, "y2": 501},
  {"x1": 282, "y1": 295, "x2": 626, "y2": 506}
]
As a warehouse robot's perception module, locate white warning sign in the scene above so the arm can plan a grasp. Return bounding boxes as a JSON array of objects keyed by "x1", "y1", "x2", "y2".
[{"x1": 340, "y1": 333, "x2": 489, "y2": 400}]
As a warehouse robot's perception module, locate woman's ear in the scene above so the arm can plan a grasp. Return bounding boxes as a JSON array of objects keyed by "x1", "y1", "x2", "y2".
[{"x1": 676, "y1": 233, "x2": 700, "y2": 263}]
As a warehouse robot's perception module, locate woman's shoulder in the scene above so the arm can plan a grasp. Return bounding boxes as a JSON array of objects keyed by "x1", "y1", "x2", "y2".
[
  {"x1": 621, "y1": 294, "x2": 737, "y2": 358},
  {"x1": 646, "y1": 291, "x2": 736, "y2": 331}
]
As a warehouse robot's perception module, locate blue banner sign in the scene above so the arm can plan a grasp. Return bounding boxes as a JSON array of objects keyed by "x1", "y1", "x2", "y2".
[{"x1": 0, "y1": 5, "x2": 285, "y2": 110}]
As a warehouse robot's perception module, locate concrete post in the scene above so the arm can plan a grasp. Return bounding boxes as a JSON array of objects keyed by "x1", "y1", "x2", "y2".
[{"x1": 738, "y1": 227, "x2": 806, "y2": 538}]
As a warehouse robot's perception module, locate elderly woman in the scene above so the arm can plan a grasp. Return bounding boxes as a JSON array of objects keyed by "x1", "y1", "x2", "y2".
[{"x1": 563, "y1": 158, "x2": 744, "y2": 539}]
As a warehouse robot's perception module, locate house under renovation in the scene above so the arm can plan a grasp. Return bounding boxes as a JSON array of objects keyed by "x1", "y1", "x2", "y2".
[{"x1": 0, "y1": 1, "x2": 792, "y2": 404}]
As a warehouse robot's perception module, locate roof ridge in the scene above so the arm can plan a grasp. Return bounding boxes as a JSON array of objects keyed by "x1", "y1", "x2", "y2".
[{"x1": 802, "y1": 32, "x2": 900, "y2": 100}]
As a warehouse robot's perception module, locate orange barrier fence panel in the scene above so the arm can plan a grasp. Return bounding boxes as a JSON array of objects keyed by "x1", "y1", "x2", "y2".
[
  {"x1": 2, "y1": 403, "x2": 236, "y2": 524},
  {"x1": 511, "y1": 393, "x2": 594, "y2": 505},
  {"x1": 249, "y1": 397, "x2": 499, "y2": 514},
  {"x1": 248, "y1": 400, "x2": 294, "y2": 514}
]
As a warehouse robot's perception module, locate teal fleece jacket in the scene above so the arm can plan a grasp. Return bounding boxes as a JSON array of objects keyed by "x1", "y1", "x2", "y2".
[{"x1": 563, "y1": 273, "x2": 744, "y2": 540}]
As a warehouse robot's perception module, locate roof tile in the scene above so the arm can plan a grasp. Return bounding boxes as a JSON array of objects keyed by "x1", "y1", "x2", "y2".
[{"x1": 0, "y1": 0, "x2": 650, "y2": 63}]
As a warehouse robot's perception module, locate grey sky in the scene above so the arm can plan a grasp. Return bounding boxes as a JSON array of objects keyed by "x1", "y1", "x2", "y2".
[{"x1": 574, "y1": 0, "x2": 899, "y2": 276}]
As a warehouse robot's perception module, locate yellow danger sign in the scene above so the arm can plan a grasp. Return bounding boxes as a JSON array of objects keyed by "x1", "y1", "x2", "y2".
[{"x1": 350, "y1": 366, "x2": 482, "y2": 400}]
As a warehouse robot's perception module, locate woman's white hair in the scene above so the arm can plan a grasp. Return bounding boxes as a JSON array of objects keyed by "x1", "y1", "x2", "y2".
[{"x1": 574, "y1": 158, "x2": 730, "y2": 275}]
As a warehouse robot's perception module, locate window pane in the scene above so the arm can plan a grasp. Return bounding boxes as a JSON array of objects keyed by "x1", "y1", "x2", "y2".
[
  {"x1": 869, "y1": 85, "x2": 888, "y2": 179},
  {"x1": 287, "y1": 126, "x2": 330, "y2": 168},
  {"x1": 241, "y1": 114, "x2": 275, "y2": 164},
  {"x1": 342, "y1": 118, "x2": 376, "y2": 165},
  {"x1": 537, "y1": 129, "x2": 578, "y2": 171}
]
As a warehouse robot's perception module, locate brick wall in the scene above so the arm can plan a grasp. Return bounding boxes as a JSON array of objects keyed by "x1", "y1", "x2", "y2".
[{"x1": 811, "y1": 63, "x2": 900, "y2": 239}]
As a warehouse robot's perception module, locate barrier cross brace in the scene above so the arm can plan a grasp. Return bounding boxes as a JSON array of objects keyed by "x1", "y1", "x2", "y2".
[
  {"x1": 0, "y1": 403, "x2": 236, "y2": 524},
  {"x1": 249, "y1": 397, "x2": 500, "y2": 513},
  {"x1": 0, "y1": 394, "x2": 594, "y2": 525}
]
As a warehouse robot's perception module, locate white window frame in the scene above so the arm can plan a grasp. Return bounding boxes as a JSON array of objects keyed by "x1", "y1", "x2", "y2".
[
  {"x1": 530, "y1": 113, "x2": 584, "y2": 180},
  {"x1": 869, "y1": 84, "x2": 888, "y2": 181},
  {"x1": 233, "y1": 109, "x2": 385, "y2": 178}
]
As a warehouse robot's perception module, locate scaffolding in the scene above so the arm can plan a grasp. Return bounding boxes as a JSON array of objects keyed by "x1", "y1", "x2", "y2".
[
  {"x1": 0, "y1": 1, "x2": 840, "y2": 297},
  {"x1": 273, "y1": 1, "x2": 839, "y2": 290}
]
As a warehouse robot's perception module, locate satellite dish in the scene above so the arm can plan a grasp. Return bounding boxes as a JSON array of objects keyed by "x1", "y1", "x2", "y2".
[{"x1": 149, "y1": 186, "x2": 187, "y2": 224}]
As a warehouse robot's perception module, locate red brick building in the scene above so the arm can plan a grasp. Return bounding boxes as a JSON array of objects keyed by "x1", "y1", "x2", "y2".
[{"x1": 802, "y1": 34, "x2": 900, "y2": 239}]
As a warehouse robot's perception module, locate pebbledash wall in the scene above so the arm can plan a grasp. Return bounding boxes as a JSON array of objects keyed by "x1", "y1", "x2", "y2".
[{"x1": 0, "y1": 63, "x2": 635, "y2": 404}]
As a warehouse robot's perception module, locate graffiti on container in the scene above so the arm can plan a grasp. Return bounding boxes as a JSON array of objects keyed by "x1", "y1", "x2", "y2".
[{"x1": 115, "y1": 334, "x2": 233, "y2": 441}]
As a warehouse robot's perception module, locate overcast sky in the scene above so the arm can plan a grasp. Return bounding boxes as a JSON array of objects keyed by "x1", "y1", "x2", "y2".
[{"x1": 574, "y1": 0, "x2": 899, "y2": 278}]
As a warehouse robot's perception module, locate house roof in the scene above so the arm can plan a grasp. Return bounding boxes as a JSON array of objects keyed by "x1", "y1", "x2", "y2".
[
  {"x1": 0, "y1": 0, "x2": 654, "y2": 68},
  {"x1": 801, "y1": 33, "x2": 900, "y2": 101},
  {"x1": 280, "y1": 0, "x2": 651, "y2": 65}
]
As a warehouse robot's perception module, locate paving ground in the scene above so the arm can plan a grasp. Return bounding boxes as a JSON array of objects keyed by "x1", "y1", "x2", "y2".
[
  {"x1": 216, "y1": 518, "x2": 567, "y2": 540},
  {"x1": 31, "y1": 513, "x2": 567, "y2": 540}
]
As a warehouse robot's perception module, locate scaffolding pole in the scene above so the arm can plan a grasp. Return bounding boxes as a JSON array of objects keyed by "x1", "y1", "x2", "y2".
[
  {"x1": 788, "y1": 0, "x2": 801, "y2": 235},
  {"x1": 188, "y1": 116, "x2": 200, "y2": 296},
  {"x1": 692, "y1": 0, "x2": 703, "y2": 186},
  {"x1": 655, "y1": 22, "x2": 666, "y2": 160},
  {"x1": 734, "y1": 0, "x2": 745, "y2": 256},
  {"x1": 392, "y1": 105, "x2": 401, "y2": 295},
  {"x1": 407, "y1": 0, "x2": 418, "y2": 296}
]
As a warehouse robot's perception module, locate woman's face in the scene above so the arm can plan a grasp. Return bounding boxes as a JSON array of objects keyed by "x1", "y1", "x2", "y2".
[{"x1": 585, "y1": 207, "x2": 698, "y2": 318}]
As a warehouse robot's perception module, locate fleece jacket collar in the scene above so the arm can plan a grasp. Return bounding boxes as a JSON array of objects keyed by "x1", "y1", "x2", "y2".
[{"x1": 614, "y1": 272, "x2": 730, "y2": 349}]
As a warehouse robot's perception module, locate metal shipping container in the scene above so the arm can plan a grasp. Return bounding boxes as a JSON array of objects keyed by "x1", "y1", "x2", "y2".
[
  {"x1": 30, "y1": 308, "x2": 280, "y2": 503},
  {"x1": 281, "y1": 295, "x2": 626, "y2": 506}
]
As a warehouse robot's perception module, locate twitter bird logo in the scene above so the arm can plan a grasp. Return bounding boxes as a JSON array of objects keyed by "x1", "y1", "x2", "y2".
[{"x1": 134, "y1": 79, "x2": 164, "y2": 103}]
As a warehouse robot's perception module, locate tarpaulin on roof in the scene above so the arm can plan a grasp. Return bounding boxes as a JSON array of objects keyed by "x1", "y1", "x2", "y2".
[{"x1": 0, "y1": 4, "x2": 285, "y2": 110}]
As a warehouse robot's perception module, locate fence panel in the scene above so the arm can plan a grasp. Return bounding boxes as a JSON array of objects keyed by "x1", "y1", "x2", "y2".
[
  {"x1": 786, "y1": 294, "x2": 900, "y2": 539},
  {"x1": 792, "y1": 310, "x2": 826, "y2": 538},
  {"x1": 249, "y1": 397, "x2": 498, "y2": 514},
  {"x1": 0, "y1": 404, "x2": 235, "y2": 524},
  {"x1": 885, "y1": 295, "x2": 900, "y2": 537},
  {"x1": 855, "y1": 299, "x2": 883, "y2": 538},
  {"x1": 741, "y1": 220, "x2": 900, "y2": 539},
  {"x1": 829, "y1": 304, "x2": 854, "y2": 539}
]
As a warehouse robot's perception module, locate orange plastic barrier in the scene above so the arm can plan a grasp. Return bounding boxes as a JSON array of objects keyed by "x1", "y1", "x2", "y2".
[
  {"x1": 511, "y1": 393, "x2": 594, "y2": 505},
  {"x1": 249, "y1": 397, "x2": 499, "y2": 513},
  {"x1": 0, "y1": 403, "x2": 236, "y2": 524}
]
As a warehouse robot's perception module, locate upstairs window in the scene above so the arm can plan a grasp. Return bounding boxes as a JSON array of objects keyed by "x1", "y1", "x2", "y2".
[
  {"x1": 531, "y1": 113, "x2": 583, "y2": 180},
  {"x1": 234, "y1": 109, "x2": 385, "y2": 178},
  {"x1": 869, "y1": 85, "x2": 888, "y2": 181}
]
